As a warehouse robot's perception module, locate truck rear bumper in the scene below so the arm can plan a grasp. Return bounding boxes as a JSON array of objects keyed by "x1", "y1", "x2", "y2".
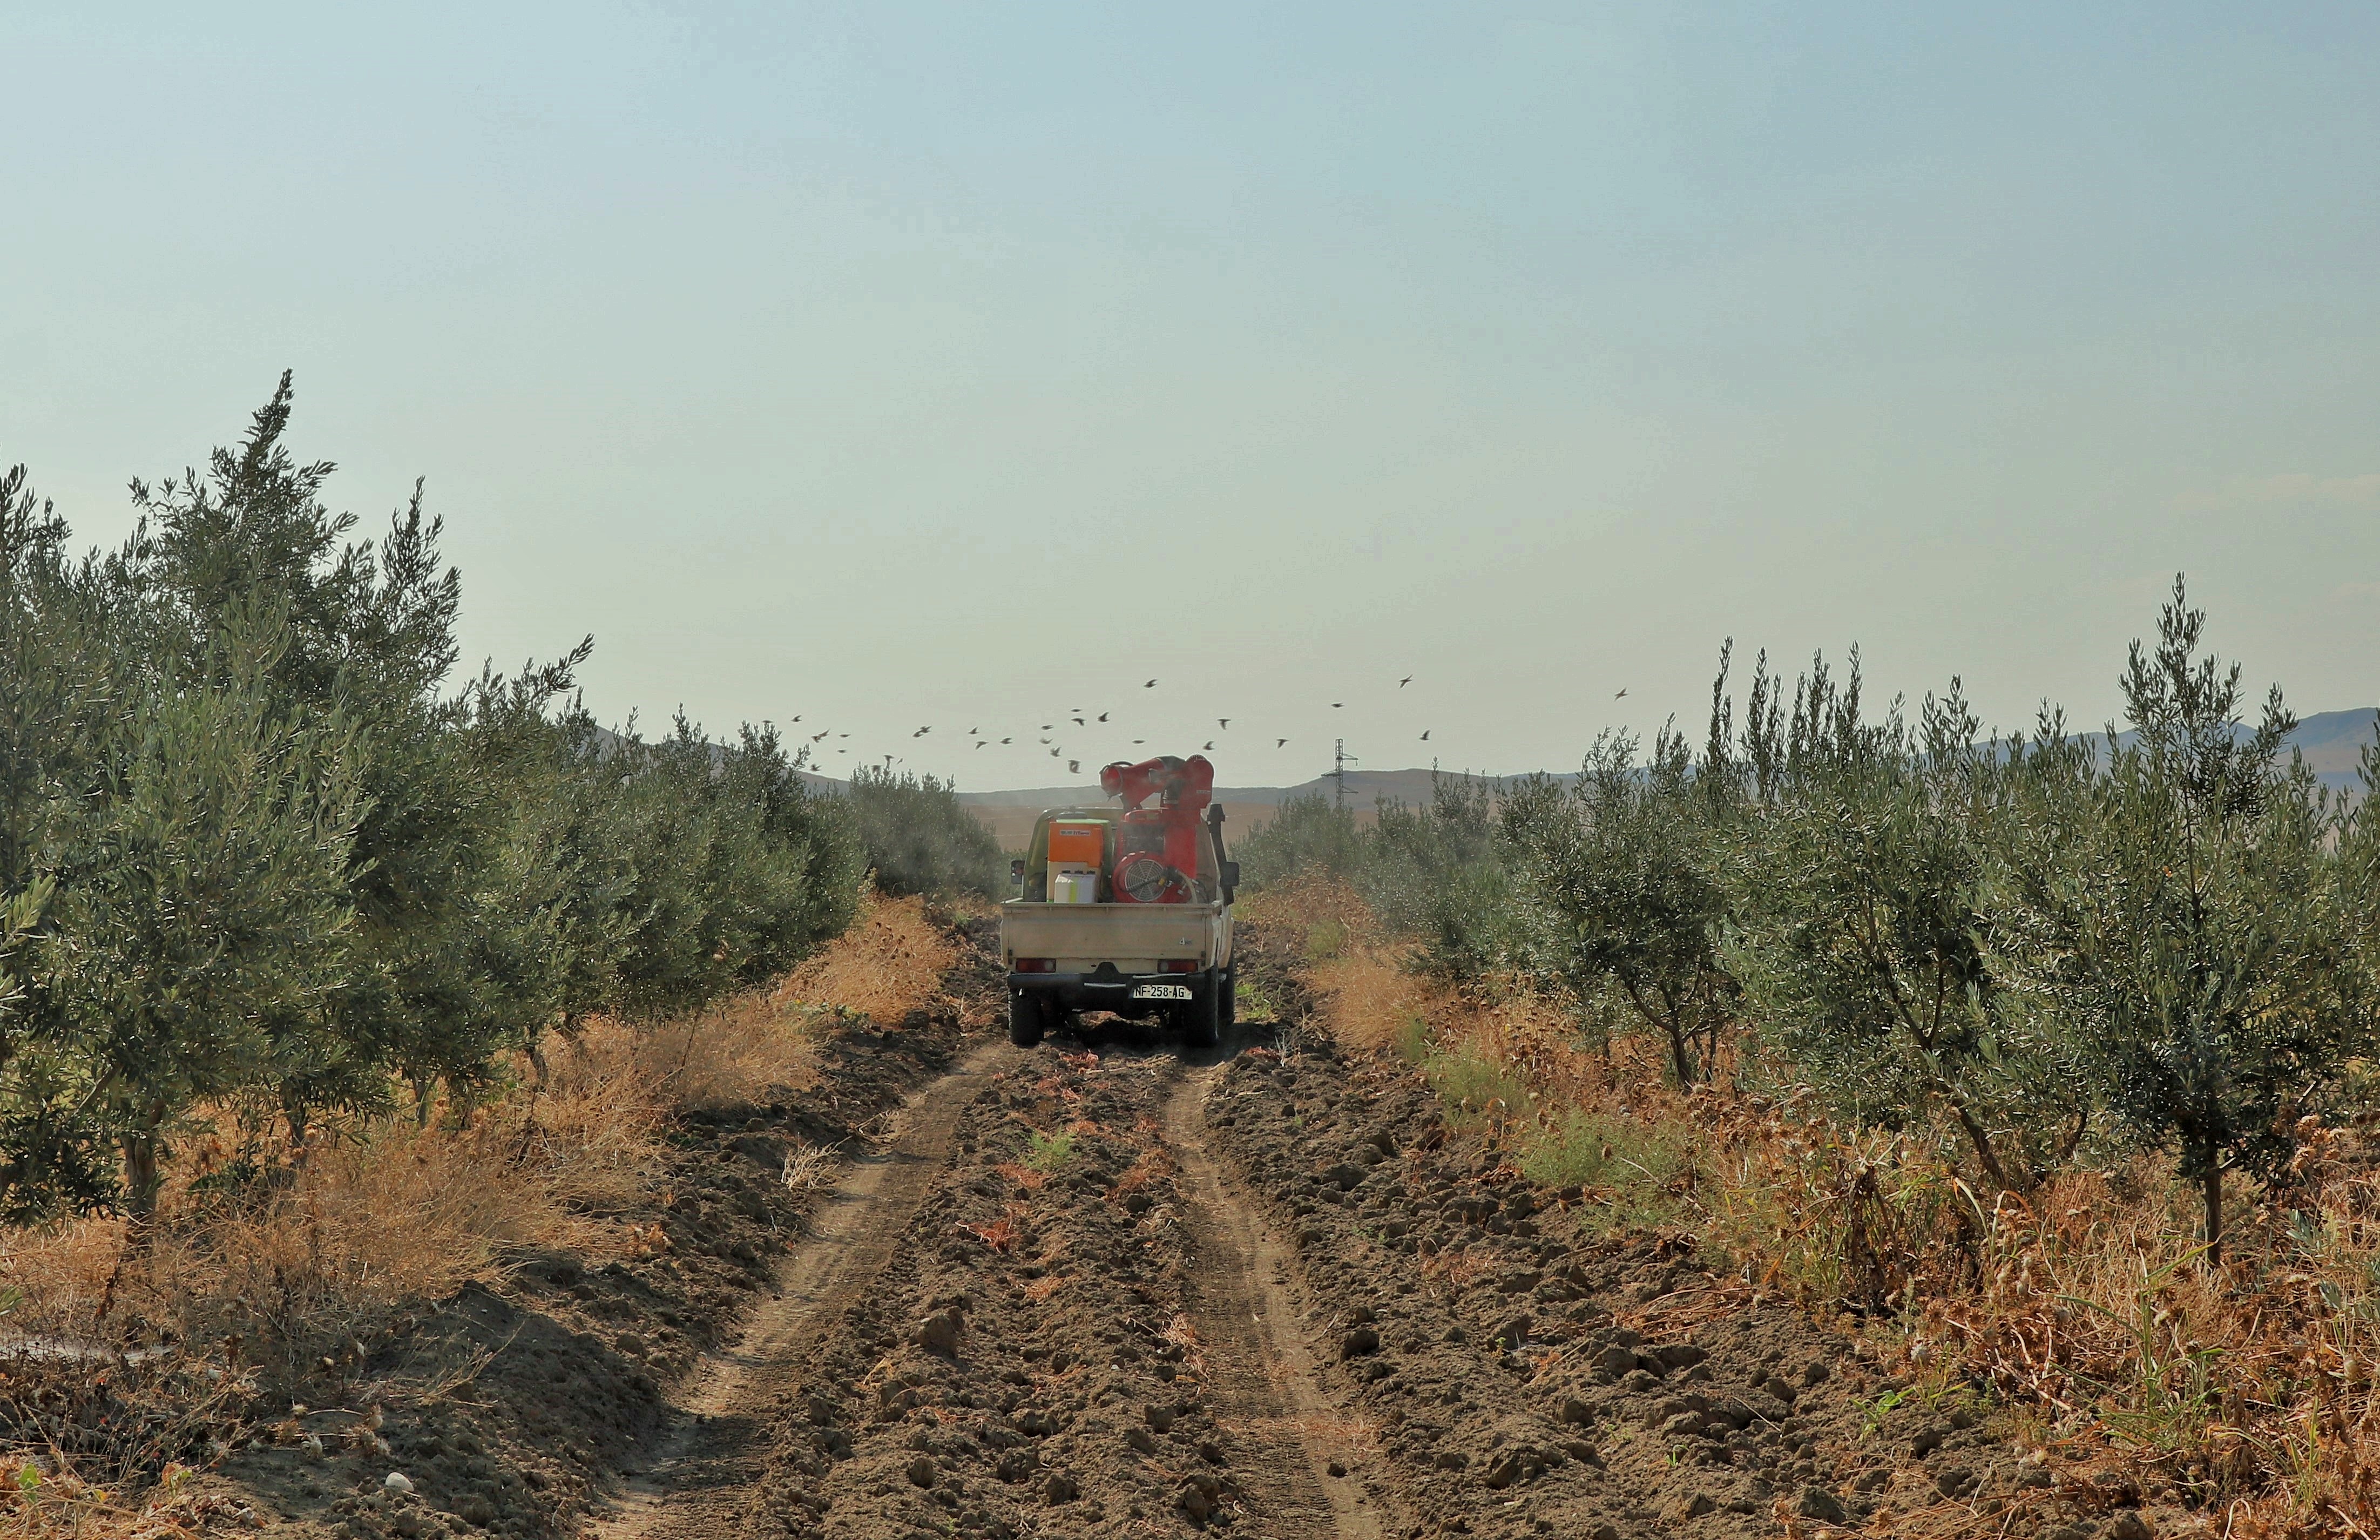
[{"x1": 1011, "y1": 968, "x2": 1216, "y2": 1015}]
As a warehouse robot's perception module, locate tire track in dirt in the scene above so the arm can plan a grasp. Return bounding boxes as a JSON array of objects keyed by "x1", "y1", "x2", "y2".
[
  {"x1": 1163, "y1": 1062, "x2": 1389, "y2": 1540},
  {"x1": 587, "y1": 1039, "x2": 1010, "y2": 1540}
]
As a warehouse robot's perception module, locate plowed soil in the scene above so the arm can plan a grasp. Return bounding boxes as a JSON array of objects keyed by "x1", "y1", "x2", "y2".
[{"x1": 179, "y1": 911, "x2": 2167, "y2": 1540}]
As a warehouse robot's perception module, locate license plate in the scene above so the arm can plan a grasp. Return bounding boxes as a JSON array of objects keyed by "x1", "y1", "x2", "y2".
[{"x1": 1130, "y1": 983, "x2": 1192, "y2": 1001}]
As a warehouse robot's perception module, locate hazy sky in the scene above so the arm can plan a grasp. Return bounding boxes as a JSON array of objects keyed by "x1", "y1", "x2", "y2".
[{"x1": 4, "y1": 3, "x2": 2375, "y2": 787}]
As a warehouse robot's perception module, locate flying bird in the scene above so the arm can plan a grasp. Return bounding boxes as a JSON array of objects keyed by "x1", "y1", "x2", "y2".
[
  {"x1": 975, "y1": 742, "x2": 986, "y2": 750},
  {"x1": 1218, "y1": 718, "x2": 1228, "y2": 729},
  {"x1": 1333, "y1": 702, "x2": 1343, "y2": 708},
  {"x1": 1050, "y1": 748, "x2": 1060, "y2": 758},
  {"x1": 1073, "y1": 717, "x2": 1085, "y2": 726},
  {"x1": 1203, "y1": 740, "x2": 1214, "y2": 751},
  {"x1": 1000, "y1": 737, "x2": 1012, "y2": 745},
  {"x1": 1399, "y1": 676, "x2": 1412, "y2": 688},
  {"x1": 811, "y1": 730, "x2": 828, "y2": 741},
  {"x1": 1145, "y1": 679, "x2": 1157, "y2": 688},
  {"x1": 968, "y1": 727, "x2": 979, "y2": 735},
  {"x1": 792, "y1": 714, "x2": 802, "y2": 721},
  {"x1": 1421, "y1": 730, "x2": 1431, "y2": 741},
  {"x1": 1132, "y1": 739, "x2": 1145, "y2": 745},
  {"x1": 1067, "y1": 760, "x2": 1080, "y2": 774},
  {"x1": 1276, "y1": 738, "x2": 1288, "y2": 748},
  {"x1": 1098, "y1": 711, "x2": 1109, "y2": 722},
  {"x1": 913, "y1": 726, "x2": 930, "y2": 737}
]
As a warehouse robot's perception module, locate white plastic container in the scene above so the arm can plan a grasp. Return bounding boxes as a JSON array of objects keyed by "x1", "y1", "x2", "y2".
[{"x1": 1048, "y1": 864, "x2": 1100, "y2": 903}]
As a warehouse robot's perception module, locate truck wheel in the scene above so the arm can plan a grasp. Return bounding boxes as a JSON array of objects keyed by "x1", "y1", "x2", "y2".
[
  {"x1": 1183, "y1": 979, "x2": 1221, "y2": 1049},
  {"x1": 1009, "y1": 991, "x2": 1046, "y2": 1048},
  {"x1": 1220, "y1": 964, "x2": 1237, "y2": 1028}
]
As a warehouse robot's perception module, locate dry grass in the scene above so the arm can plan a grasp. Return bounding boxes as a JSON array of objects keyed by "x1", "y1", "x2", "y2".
[
  {"x1": 1258, "y1": 881, "x2": 2380, "y2": 1536},
  {"x1": 776, "y1": 889, "x2": 956, "y2": 1027}
]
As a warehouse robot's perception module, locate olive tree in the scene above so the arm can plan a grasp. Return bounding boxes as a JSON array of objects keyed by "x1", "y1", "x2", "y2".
[
  {"x1": 1509, "y1": 727, "x2": 1736, "y2": 1085},
  {"x1": 1722, "y1": 683, "x2": 2083, "y2": 1190},
  {"x1": 1998, "y1": 580, "x2": 2359, "y2": 1258}
]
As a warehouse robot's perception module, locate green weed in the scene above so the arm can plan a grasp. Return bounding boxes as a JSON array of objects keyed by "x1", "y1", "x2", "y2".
[
  {"x1": 1423, "y1": 1049, "x2": 1529, "y2": 1131},
  {"x1": 1233, "y1": 976, "x2": 1282, "y2": 1023},
  {"x1": 1856, "y1": 1384, "x2": 1911, "y2": 1439},
  {"x1": 1025, "y1": 1129, "x2": 1076, "y2": 1173},
  {"x1": 1520, "y1": 1108, "x2": 1688, "y2": 1230}
]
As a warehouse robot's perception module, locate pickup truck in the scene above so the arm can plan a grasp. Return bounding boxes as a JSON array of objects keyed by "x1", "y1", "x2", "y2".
[{"x1": 1000, "y1": 756, "x2": 1239, "y2": 1048}]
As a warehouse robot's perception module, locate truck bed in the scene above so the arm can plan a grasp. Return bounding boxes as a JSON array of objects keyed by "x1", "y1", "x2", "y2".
[{"x1": 999, "y1": 899, "x2": 1229, "y2": 971}]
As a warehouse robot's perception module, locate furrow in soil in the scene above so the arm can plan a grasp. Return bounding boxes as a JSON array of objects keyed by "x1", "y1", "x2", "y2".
[
  {"x1": 589, "y1": 1039, "x2": 1010, "y2": 1540},
  {"x1": 1162, "y1": 1065, "x2": 1388, "y2": 1540}
]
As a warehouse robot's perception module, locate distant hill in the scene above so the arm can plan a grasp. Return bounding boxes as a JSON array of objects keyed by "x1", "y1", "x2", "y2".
[{"x1": 2267, "y1": 707, "x2": 2375, "y2": 792}]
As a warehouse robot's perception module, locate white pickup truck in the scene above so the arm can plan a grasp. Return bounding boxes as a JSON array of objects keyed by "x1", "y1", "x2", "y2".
[{"x1": 1000, "y1": 798, "x2": 1238, "y2": 1048}]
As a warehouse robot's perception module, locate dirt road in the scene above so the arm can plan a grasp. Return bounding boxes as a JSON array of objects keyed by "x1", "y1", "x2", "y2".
[{"x1": 593, "y1": 1033, "x2": 1397, "y2": 1540}]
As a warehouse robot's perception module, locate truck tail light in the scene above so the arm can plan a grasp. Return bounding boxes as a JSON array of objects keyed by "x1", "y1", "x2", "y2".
[
  {"x1": 1013, "y1": 958, "x2": 1054, "y2": 974},
  {"x1": 1160, "y1": 960, "x2": 1196, "y2": 974}
]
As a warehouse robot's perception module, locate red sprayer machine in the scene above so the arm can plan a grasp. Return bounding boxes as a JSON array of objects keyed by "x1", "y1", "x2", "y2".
[
  {"x1": 1100, "y1": 753, "x2": 1216, "y2": 904},
  {"x1": 998, "y1": 754, "x2": 1240, "y2": 1048}
]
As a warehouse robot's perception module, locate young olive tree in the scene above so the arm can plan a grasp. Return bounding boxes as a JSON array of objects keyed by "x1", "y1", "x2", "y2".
[
  {"x1": 1367, "y1": 773, "x2": 1523, "y2": 981},
  {"x1": 0, "y1": 460, "x2": 367, "y2": 1215},
  {"x1": 49, "y1": 631, "x2": 364, "y2": 1213},
  {"x1": 0, "y1": 465, "x2": 128, "y2": 1217},
  {"x1": 1510, "y1": 727, "x2": 1735, "y2": 1085},
  {"x1": 1999, "y1": 579, "x2": 2357, "y2": 1258},
  {"x1": 1722, "y1": 681, "x2": 2082, "y2": 1190}
]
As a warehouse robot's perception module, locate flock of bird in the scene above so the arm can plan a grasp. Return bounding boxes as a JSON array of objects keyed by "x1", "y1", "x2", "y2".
[{"x1": 788, "y1": 674, "x2": 1629, "y2": 782}]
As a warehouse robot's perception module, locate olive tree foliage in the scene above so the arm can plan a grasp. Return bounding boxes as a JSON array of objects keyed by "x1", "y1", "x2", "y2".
[
  {"x1": 1718, "y1": 672, "x2": 2087, "y2": 1191},
  {"x1": 1366, "y1": 774, "x2": 1524, "y2": 980},
  {"x1": 1506, "y1": 725, "x2": 1735, "y2": 1086},
  {"x1": 1233, "y1": 777, "x2": 1524, "y2": 978},
  {"x1": 600, "y1": 718, "x2": 862, "y2": 1024},
  {"x1": 0, "y1": 379, "x2": 865, "y2": 1221},
  {"x1": 843, "y1": 766, "x2": 1007, "y2": 899},
  {"x1": 1993, "y1": 579, "x2": 2362, "y2": 1257},
  {"x1": 1235, "y1": 792, "x2": 1363, "y2": 889}
]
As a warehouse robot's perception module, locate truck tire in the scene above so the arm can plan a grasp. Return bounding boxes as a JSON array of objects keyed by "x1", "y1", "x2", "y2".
[
  {"x1": 1009, "y1": 991, "x2": 1046, "y2": 1049},
  {"x1": 1220, "y1": 964, "x2": 1236, "y2": 1028},
  {"x1": 1182, "y1": 978, "x2": 1221, "y2": 1049}
]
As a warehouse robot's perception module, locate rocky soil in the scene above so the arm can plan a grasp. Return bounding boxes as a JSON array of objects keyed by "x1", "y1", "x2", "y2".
[{"x1": 1199, "y1": 1035, "x2": 2180, "y2": 1538}]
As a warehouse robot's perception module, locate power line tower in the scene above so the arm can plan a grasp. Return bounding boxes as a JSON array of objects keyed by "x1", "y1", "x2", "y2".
[{"x1": 1332, "y1": 737, "x2": 1360, "y2": 809}]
